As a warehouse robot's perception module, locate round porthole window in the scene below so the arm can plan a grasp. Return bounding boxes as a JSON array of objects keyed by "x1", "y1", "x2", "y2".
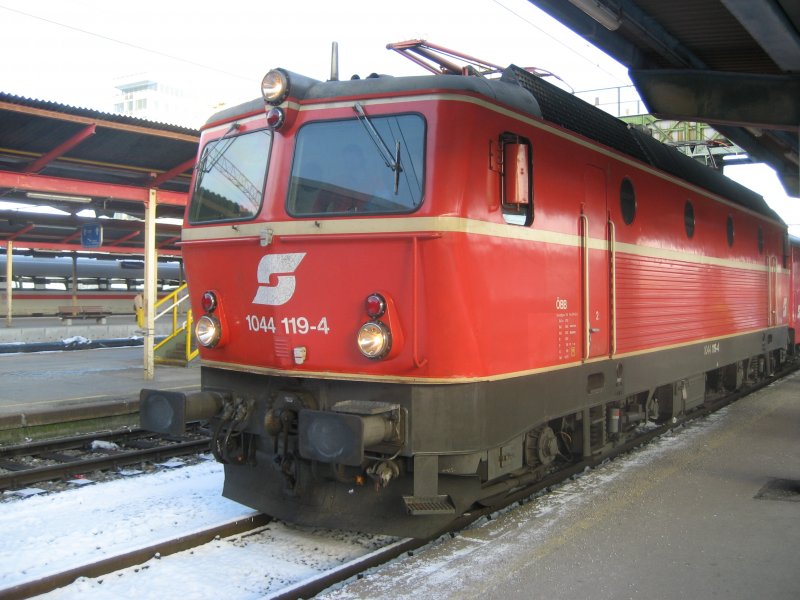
[
  {"x1": 620, "y1": 178, "x2": 636, "y2": 225},
  {"x1": 684, "y1": 201, "x2": 695, "y2": 239}
]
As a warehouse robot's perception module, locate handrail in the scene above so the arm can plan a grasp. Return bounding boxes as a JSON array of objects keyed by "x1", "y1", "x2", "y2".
[
  {"x1": 186, "y1": 309, "x2": 199, "y2": 362},
  {"x1": 412, "y1": 236, "x2": 428, "y2": 368},
  {"x1": 768, "y1": 256, "x2": 777, "y2": 326},
  {"x1": 608, "y1": 217, "x2": 617, "y2": 357},
  {"x1": 155, "y1": 292, "x2": 190, "y2": 322},
  {"x1": 153, "y1": 283, "x2": 197, "y2": 364},
  {"x1": 155, "y1": 284, "x2": 190, "y2": 331},
  {"x1": 580, "y1": 213, "x2": 590, "y2": 361}
]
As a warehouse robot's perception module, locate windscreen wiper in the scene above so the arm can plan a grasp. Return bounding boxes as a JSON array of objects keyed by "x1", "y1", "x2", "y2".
[
  {"x1": 198, "y1": 123, "x2": 241, "y2": 174},
  {"x1": 353, "y1": 103, "x2": 403, "y2": 194}
]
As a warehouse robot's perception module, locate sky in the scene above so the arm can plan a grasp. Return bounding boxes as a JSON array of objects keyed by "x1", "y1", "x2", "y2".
[
  {"x1": 0, "y1": 0, "x2": 631, "y2": 114},
  {"x1": 0, "y1": 0, "x2": 796, "y2": 228}
]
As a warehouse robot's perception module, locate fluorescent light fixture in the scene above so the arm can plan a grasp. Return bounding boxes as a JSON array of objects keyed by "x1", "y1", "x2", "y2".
[
  {"x1": 568, "y1": 0, "x2": 622, "y2": 31},
  {"x1": 25, "y1": 192, "x2": 93, "y2": 204}
]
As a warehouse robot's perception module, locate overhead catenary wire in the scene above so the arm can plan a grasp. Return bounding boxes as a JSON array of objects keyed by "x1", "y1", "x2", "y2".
[
  {"x1": 2, "y1": 1, "x2": 629, "y2": 88},
  {"x1": 0, "y1": 3, "x2": 252, "y2": 82},
  {"x1": 490, "y1": 0, "x2": 629, "y2": 86}
]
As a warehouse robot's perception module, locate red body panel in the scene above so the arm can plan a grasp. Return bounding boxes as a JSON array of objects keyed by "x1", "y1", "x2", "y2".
[
  {"x1": 792, "y1": 245, "x2": 800, "y2": 332},
  {"x1": 183, "y1": 90, "x2": 789, "y2": 382}
]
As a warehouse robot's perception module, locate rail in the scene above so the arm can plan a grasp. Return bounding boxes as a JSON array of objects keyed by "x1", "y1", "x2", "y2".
[
  {"x1": 0, "y1": 427, "x2": 210, "y2": 492},
  {"x1": 153, "y1": 283, "x2": 198, "y2": 365},
  {"x1": 278, "y1": 360, "x2": 800, "y2": 597},
  {"x1": 3, "y1": 362, "x2": 795, "y2": 599},
  {"x1": 0, "y1": 514, "x2": 270, "y2": 600}
]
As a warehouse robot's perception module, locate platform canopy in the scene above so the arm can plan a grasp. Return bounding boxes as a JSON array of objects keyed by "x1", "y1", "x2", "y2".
[
  {"x1": 528, "y1": 0, "x2": 800, "y2": 198},
  {"x1": 0, "y1": 93, "x2": 199, "y2": 256}
]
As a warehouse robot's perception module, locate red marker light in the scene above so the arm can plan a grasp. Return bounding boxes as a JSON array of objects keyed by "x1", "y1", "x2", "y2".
[
  {"x1": 365, "y1": 293, "x2": 386, "y2": 318},
  {"x1": 201, "y1": 291, "x2": 217, "y2": 313},
  {"x1": 266, "y1": 107, "x2": 285, "y2": 129}
]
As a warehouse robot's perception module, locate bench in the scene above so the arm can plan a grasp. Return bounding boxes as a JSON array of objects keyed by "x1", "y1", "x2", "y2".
[{"x1": 57, "y1": 305, "x2": 112, "y2": 325}]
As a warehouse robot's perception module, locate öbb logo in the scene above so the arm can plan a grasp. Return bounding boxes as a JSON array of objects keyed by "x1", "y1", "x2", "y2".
[{"x1": 252, "y1": 253, "x2": 306, "y2": 306}]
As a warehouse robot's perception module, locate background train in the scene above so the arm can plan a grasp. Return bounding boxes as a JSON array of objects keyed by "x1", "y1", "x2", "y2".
[
  {"x1": 142, "y1": 45, "x2": 798, "y2": 537},
  {"x1": 0, "y1": 255, "x2": 184, "y2": 316}
]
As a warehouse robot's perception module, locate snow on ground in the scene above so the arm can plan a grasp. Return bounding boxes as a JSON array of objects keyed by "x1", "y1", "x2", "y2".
[
  {"x1": 0, "y1": 397, "x2": 748, "y2": 599},
  {"x1": 0, "y1": 458, "x2": 252, "y2": 589},
  {"x1": 1, "y1": 456, "x2": 396, "y2": 599},
  {"x1": 319, "y1": 408, "x2": 734, "y2": 599},
  {"x1": 40, "y1": 521, "x2": 395, "y2": 600}
]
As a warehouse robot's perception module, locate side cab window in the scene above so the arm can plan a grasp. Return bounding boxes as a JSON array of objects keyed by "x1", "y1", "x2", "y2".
[{"x1": 500, "y1": 133, "x2": 533, "y2": 226}]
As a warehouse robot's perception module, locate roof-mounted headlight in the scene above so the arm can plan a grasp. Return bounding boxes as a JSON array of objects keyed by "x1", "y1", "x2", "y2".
[{"x1": 261, "y1": 69, "x2": 290, "y2": 105}]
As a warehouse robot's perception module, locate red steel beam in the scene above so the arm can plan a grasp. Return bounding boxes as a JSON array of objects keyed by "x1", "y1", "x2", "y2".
[
  {"x1": 8, "y1": 223, "x2": 35, "y2": 240},
  {"x1": 23, "y1": 124, "x2": 97, "y2": 173},
  {"x1": 7, "y1": 240, "x2": 182, "y2": 257},
  {"x1": 0, "y1": 170, "x2": 187, "y2": 206},
  {"x1": 61, "y1": 231, "x2": 81, "y2": 242},
  {"x1": 150, "y1": 158, "x2": 195, "y2": 188},
  {"x1": 107, "y1": 230, "x2": 142, "y2": 246},
  {"x1": 157, "y1": 235, "x2": 181, "y2": 248}
]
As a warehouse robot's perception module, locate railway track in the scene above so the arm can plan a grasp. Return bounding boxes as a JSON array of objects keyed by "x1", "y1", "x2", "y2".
[
  {"x1": 2, "y1": 365, "x2": 795, "y2": 599},
  {"x1": 0, "y1": 485, "x2": 406, "y2": 600},
  {"x1": 276, "y1": 362, "x2": 800, "y2": 598},
  {"x1": 0, "y1": 514, "x2": 271, "y2": 600},
  {"x1": 0, "y1": 426, "x2": 210, "y2": 492}
]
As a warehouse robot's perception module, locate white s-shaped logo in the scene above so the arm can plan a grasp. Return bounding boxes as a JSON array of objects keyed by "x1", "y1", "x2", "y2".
[{"x1": 252, "y1": 253, "x2": 306, "y2": 306}]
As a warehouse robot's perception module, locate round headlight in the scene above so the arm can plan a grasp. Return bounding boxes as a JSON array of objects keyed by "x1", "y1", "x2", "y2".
[
  {"x1": 195, "y1": 315, "x2": 221, "y2": 348},
  {"x1": 261, "y1": 69, "x2": 289, "y2": 105},
  {"x1": 357, "y1": 321, "x2": 391, "y2": 359}
]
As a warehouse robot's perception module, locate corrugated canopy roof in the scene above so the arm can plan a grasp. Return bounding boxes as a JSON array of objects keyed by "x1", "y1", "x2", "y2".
[
  {"x1": 528, "y1": 0, "x2": 799, "y2": 198},
  {"x1": 0, "y1": 93, "x2": 199, "y2": 255}
]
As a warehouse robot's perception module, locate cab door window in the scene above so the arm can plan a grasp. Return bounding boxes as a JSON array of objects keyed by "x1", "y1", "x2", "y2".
[{"x1": 501, "y1": 134, "x2": 533, "y2": 226}]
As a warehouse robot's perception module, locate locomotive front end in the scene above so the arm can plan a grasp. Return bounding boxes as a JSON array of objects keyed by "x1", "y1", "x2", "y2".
[{"x1": 140, "y1": 69, "x2": 456, "y2": 535}]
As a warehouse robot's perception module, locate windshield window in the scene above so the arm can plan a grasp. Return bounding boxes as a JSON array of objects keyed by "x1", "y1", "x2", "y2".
[
  {"x1": 188, "y1": 128, "x2": 271, "y2": 223},
  {"x1": 287, "y1": 114, "x2": 425, "y2": 216}
]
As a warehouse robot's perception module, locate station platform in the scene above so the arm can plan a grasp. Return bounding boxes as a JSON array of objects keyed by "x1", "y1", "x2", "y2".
[
  {"x1": 0, "y1": 315, "x2": 175, "y2": 352},
  {"x1": 326, "y1": 372, "x2": 800, "y2": 600},
  {"x1": 0, "y1": 321, "x2": 199, "y2": 443}
]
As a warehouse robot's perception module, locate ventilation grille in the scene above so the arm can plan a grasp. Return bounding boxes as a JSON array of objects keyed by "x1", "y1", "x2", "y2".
[
  {"x1": 499, "y1": 65, "x2": 779, "y2": 220},
  {"x1": 501, "y1": 65, "x2": 648, "y2": 163}
]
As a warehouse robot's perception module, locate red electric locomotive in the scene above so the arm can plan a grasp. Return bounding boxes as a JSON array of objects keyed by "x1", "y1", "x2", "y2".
[
  {"x1": 790, "y1": 236, "x2": 800, "y2": 342},
  {"x1": 142, "y1": 42, "x2": 792, "y2": 537}
]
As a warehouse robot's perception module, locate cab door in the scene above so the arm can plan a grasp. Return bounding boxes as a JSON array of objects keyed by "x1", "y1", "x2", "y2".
[{"x1": 581, "y1": 165, "x2": 610, "y2": 359}]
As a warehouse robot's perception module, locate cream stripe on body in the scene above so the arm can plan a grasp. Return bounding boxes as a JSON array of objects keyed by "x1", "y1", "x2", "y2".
[{"x1": 183, "y1": 216, "x2": 782, "y2": 274}]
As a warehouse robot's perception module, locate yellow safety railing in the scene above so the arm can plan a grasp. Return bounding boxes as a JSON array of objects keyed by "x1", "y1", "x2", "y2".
[
  {"x1": 153, "y1": 284, "x2": 198, "y2": 364},
  {"x1": 185, "y1": 308, "x2": 199, "y2": 362}
]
